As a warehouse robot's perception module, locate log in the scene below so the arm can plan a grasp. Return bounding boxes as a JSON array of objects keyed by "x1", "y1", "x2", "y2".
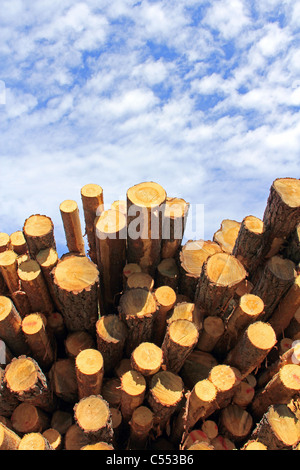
[
  {"x1": 0, "y1": 233, "x2": 10, "y2": 253},
  {"x1": 128, "y1": 406, "x2": 153, "y2": 450},
  {"x1": 80, "y1": 183, "x2": 104, "y2": 263},
  {"x1": 111, "y1": 199, "x2": 127, "y2": 214},
  {"x1": 196, "y1": 316, "x2": 224, "y2": 353},
  {"x1": 269, "y1": 274, "x2": 300, "y2": 337},
  {"x1": 161, "y1": 319, "x2": 199, "y2": 373},
  {"x1": 232, "y1": 215, "x2": 264, "y2": 276},
  {"x1": 161, "y1": 197, "x2": 189, "y2": 259},
  {"x1": 219, "y1": 404, "x2": 253, "y2": 443},
  {"x1": 23, "y1": 214, "x2": 56, "y2": 259},
  {"x1": 11, "y1": 403, "x2": 49, "y2": 435},
  {"x1": 251, "y1": 364, "x2": 300, "y2": 420},
  {"x1": 122, "y1": 263, "x2": 142, "y2": 289},
  {"x1": 126, "y1": 272, "x2": 154, "y2": 291},
  {"x1": 18, "y1": 432, "x2": 54, "y2": 450},
  {"x1": 131, "y1": 342, "x2": 163, "y2": 377},
  {"x1": 95, "y1": 314, "x2": 127, "y2": 374},
  {"x1": 110, "y1": 407, "x2": 122, "y2": 447},
  {"x1": 52, "y1": 253, "x2": 99, "y2": 332},
  {"x1": 48, "y1": 358, "x2": 78, "y2": 404},
  {"x1": 156, "y1": 258, "x2": 179, "y2": 291},
  {"x1": 65, "y1": 330, "x2": 95, "y2": 358},
  {"x1": 285, "y1": 306, "x2": 300, "y2": 340},
  {"x1": 251, "y1": 404, "x2": 300, "y2": 450},
  {"x1": 64, "y1": 424, "x2": 90, "y2": 450},
  {"x1": 114, "y1": 358, "x2": 132, "y2": 379},
  {"x1": 232, "y1": 380, "x2": 255, "y2": 408},
  {"x1": 282, "y1": 223, "x2": 300, "y2": 265},
  {"x1": 46, "y1": 311, "x2": 67, "y2": 357},
  {"x1": 257, "y1": 344, "x2": 300, "y2": 389},
  {"x1": 0, "y1": 423, "x2": 21, "y2": 450},
  {"x1": 118, "y1": 287, "x2": 157, "y2": 356},
  {"x1": 152, "y1": 286, "x2": 177, "y2": 346},
  {"x1": 0, "y1": 367, "x2": 19, "y2": 417},
  {"x1": 180, "y1": 350, "x2": 218, "y2": 390},
  {"x1": 10, "y1": 231, "x2": 28, "y2": 255},
  {"x1": 11, "y1": 290, "x2": 31, "y2": 318},
  {"x1": 59, "y1": 200, "x2": 85, "y2": 254},
  {"x1": 42, "y1": 428, "x2": 63, "y2": 450},
  {"x1": 251, "y1": 255, "x2": 296, "y2": 321},
  {"x1": 75, "y1": 348, "x2": 104, "y2": 399},
  {"x1": 120, "y1": 370, "x2": 146, "y2": 422},
  {"x1": 18, "y1": 259, "x2": 54, "y2": 314},
  {"x1": 201, "y1": 420, "x2": 219, "y2": 440},
  {"x1": 179, "y1": 240, "x2": 222, "y2": 301},
  {"x1": 74, "y1": 395, "x2": 113, "y2": 444},
  {"x1": 208, "y1": 365, "x2": 240, "y2": 413},
  {"x1": 21, "y1": 313, "x2": 55, "y2": 370},
  {"x1": 0, "y1": 250, "x2": 19, "y2": 294},
  {"x1": 4, "y1": 355, "x2": 56, "y2": 412},
  {"x1": 210, "y1": 435, "x2": 236, "y2": 450},
  {"x1": 195, "y1": 252, "x2": 247, "y2": 318},
  {"x1": 0, "y1": 295, "x2": 29, "y2": 356},
  {"x1": 167, "y1": 301, "x2": 202, "y2": 329},
  {"x1": 81, "y1": 441, "x2": 114, "y2": 450},
  {"x1": 95, "y1": 209, "x2": 126, "y2": 313},
  {"x1": 224, "y1": 321, "x2": 277, "y2": 380},
  {"x1": 213, "y1": 219, "x2": 241, "y2": 254},
  {"x1": 241, "y1": 440, "x2": 267, "y2": 450},
  {"x1": 36, "y1": 247, "x2": 61, "y2": 311},
  {"x1": 101, "y1": 378, "x2": 122, "y2": 408},
  {"x1": 51, "y1": 410, "x2": 73, "y2": 436},
  {"x1": 126, "y1": 181, "x2": 167, "y2": 276}
]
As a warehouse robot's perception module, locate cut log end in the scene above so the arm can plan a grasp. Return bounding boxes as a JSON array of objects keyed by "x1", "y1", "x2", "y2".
[
  {"x1": 127, "y1": 181, "x2": 166, "y2": 209},
  {"x1": 5, "y1": 356, "x2": 38, "y2": 393},
  {"x1": 18, "y1": 432, "x2": 53, "y2": 450},
  {"x1": 149, "y1": 371, "x2": 184, "y2": 407},
  {"x1": 75, "y1": 348, "x2": 104, "y2": 376},
  {"x1": 213, "y1": 219, "x2": 241, "y2": 254},
  {"x1": 273, "y1": 178, "x2": 300, "y2": 209},
  {"x1": 206, "y1": 252, "x2": 247, "y2": 288},
  {"x1": 53, "y1": 254, "x2": 98, "y2": 292},
  {"x1": 131, "y1": 342, "x2": 163, "y2": 376},
  {"x1": 74, "y1": 395, "x2": 110, "y2": 434}
]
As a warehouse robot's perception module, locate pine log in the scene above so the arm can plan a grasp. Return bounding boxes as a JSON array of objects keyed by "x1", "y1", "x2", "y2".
[
  {"x1": 201, "y1": 420, "x2": 219, "y2": 440},
  {"x1": 251, "y1": 404, "x2": 300, "y2": 450},
  {"x1": 282, "y1": 223, "x2": 300, "y2": 265},
  {"x1": 0, "y1": 367, "x2": 19, "y2": 417},
  {"x1": 267, "y1": 337, "x2": 293, "y2": 365},
  {"x1": 224, "y1": 321, "x2": 277, "y2": 380},
  {"x1": 48, "y1": 358, "x2": 78, "y2": 404},
  {"x1": 21, "y1": 313, "x2": 55, "y2": 370},
  {"x1": 46, "y1": 311, "x2": 66, "y2": 357},
  {"x1": 232, "y1": 380, "x2": 255, "y2": 408},
  {"x1": 65, "y1": 330, "x2": 95, "y2": 358},
  {"x1": 232, "y1": 215, "x2": 264, "y2": 276},
  {"x1": 52, "y1": 253, "x2": 99, "y2": 333},
  {"x1": 241, "y1": 440, "x2": 267, "y2": 450},
  {"x1": 4, "y1": 356, "x2": 56, "y2": 412},
  {"x1": 128, "y1": 406, "x2": 153, "y2": 450},
  {"x1": 42, "y1": 428, "x2": 63, "y2": 450},
  {"x1": 11, "y1": 403, "x2": 49, "y2": 435},
  {"x1": 10, "y1": 231, "x2": 28, "y2": 256},
  {"x1": 18, "y1": 432, "x2": 54, "y2": 450},
  {"x1": 126, "y1": 272, "x2": 154, "y2": 291},
  {"x1": 74, "y1": 395, "x2": 113, "y2": 444},
  {"x1": 0, "y1": 423, "x2": 21, "y2": 450},
  {"x1": 180, "y1": 350, "x2": 218, "y2": 390},
  {"x1": 262, "y1": 178, "x2": 300, "y2": 258},
  {"x1": 208, "y1": 364, "x2": 240, "y2": 412},
  {"x1": 179, "y1": 240, "x2": 222, "y2": 301},
  {"x1": 161, "y1": 319, "x2": 199, "y2": 373},
  {"x1": 180, "y1": 428, "x2": 210, "y2": 449},
  {"x1": 122, "y1": 263, "x2": 142, "y2": 289},
  {"x1": 251, "y1": 255, "x2": 296, "y2": 321},
  {"x1": 81, "y1": 183, "x2": 104, "y2": 263},
  {"x1": 0, "y1": 233, "x2": 10, "y2": 253},
  {"x1": 126, "y1": 181, "x2": 167, "y2": 276},
  {"x1": 167, "y1": 301, "x2": 202, "y2": 329},
  {"x1": 23, "y1": 214, "x2": 56, "y2": 259},
  {"x1": 114, "y1": 358, "x2": 132, "y2": 379},
  {"x1": 95, "y1": 314, "x2": 127, "y2": 374},
  {"x1": 11, "y1": 290, "x2": 31, "y2": 318},
  {"x1": 285, "y1": 306, "x2": 300, "y2": 340},
  {"x1": 118, "y1": 287, "x2": 157, "y2": 356},
  {"x1": 36, "y1": 247, "x2": 61, "y2": 311},
  {"x1": 0, "y1": 296, "x2": 29, "y2": 356},
  {"x1": 51, "y1": 410, "x2": 73, "y2": 436},
  {"x1": 195, "y1": 252, "x2": 247, "y2": 318},
  {"x1": 95, "y1": 209, "x2": 126, "y2": 313},
  {"x1": 161, "y1": 197, "x2": 189, "y2": 259},
  {"x1": 257, "y1": 343, "x2": 300, "y2": 389},
  {"x1": 59, "y1": 200, "x2": 85, "y2": 254},
  {"x1": 64, "y1": 424, "x2": 90, "y2": 450},
  {"x1": 184, "y1": 440, "x2": 215, "y2": 450},
  {"x1": 0, "y1": 250, "x2": 19, "y2": 294},
  {"x1": 110, "y1": 407, "x2": 122, "y2": 447},
  {"x1": 156, "y1": 258, "x2": 179, "y2": 291},
  {"x1": 131, "y1": 342, "x2": 163, "y2": 377},
  {"x1": 269, "y1": 274, "x2": 300, "y2": 337},
  {"x1": 213, "y1": 219, "x2": 241, "y2": 254},
  {"x1": 251, "y1": 364, "x2": 300, "y2": 420},
  {"x1": 196, "y1": 316, "x2": 224, "y2": 352},
  {"x1": 219, "y1": 404, "x2": 253, "y2": 443},
  {"x1": 18, "y1": 259, "x2": 54, "y2": 314},
  {"x1": 111, "y1": 199, "x2": 127, "y2": 215},
  {"x1": 120, "y1": 370, "x2": 146, "y2": 422},
  {"x1": 101, "y1": 378, "x2": 122, "y2": 408},
  {"x1": 152, "y1": 286, "x2": 177, "y2": 346},
  {"x1": 75, "y1": 348, "x2": 104, "y2": 399}
]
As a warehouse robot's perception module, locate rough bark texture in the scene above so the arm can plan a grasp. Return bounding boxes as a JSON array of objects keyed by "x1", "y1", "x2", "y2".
[
  {"x1": 269, "y1": 274, "x2": 300, "y2": 337},
  {"x1": 0, "y1": 367, "x2": 19, "y2": 417},
  {"x1": 18, "y1": 259, "x2": 54, "y2": 314},
  {"x1": 96, "y1": 314, "x2": 128, "y2": 374},
  {"x1": 161, "y1": 197, "x2": 189, "y2": 260},
  {"x1": 282, "y1": 223, "x2": 300, "y2": 265},
  {"x1": 232, "y1": 215, "x2": 265, "y2": 276},
  {"x1": 74, "y1": 395, "x2": 113, "y2": 444},
  {"x1": 59, "y1": 200, "x2": 85, "y2": 255},
  {"x1": 0, "y1": 295, "x2": 29, "y2": 356},
  {"x1": 75, "y1": 348, "x2": 104, "y2": 399},
  {"x1": 0, "y1": 250, "x2": 20, "y2": 294}
]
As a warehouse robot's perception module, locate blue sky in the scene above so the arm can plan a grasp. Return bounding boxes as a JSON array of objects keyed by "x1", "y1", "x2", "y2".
[{"x1": 0, "y1": 0, "x2": 299, "y2": 257}]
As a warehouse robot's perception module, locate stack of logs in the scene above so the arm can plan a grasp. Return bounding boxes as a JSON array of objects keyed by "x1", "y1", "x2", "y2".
[{"x1": 0, "y1": 177, "x2": 300, "y2": 451}]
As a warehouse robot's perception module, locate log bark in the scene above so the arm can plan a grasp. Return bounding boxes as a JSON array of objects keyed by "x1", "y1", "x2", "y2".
[
  {"x1": 161, "y1": 197, "x2": 189, "y2": 260},
  {"x1": 269, "y1": 274, "x2": 300, "y2": 337},
  {"x1": 95, "y1": 314, "x2": 127, "y2": 374},
  {"x1": 120, "y1": 370, "x2": 146, "y2": 422},
  {"x1": 282, "y1": 223, "x2": 300, "y2": 265},
  {"x1": 74, "y1": 395, "x2": 113, "y2": 444},
  {"x1": 196, "y1": 316, "x2": 224, "y2": 352},
  {"x1": 59, "y1": 200, "x2": 85, "y2": 255},
  {"x1": 285, "y1": 306, "x2": 300, "y2": 340},
  {"x1": 208, "y1": 364, "x2": 239, "y2": 411},
  {"x1": 18, "y1": 259, "x2": 54, "y2": 314},
  {"x1": 52, "y1": 253, "x2": 99, "y2": 333},
  {"x1": 36, "y1": 247, "x2": 61, "y2": 311},
  {"x1": 11, "y1": 403, "x2": 49, "y2": 435},
  {"x1": 75, "y1": 348, "x2": 104, "y2": 399},
  {"x1": 65, "y1": 330, "x2": 95, "y2": 358},
  {"x1": 49, "y1": 358, "x2": 78, "y2": 404},
  {"x1": 0, "y1": 367, "x2": 19, "y2": 417},
  {"x1": 81, "y1": 183, "x2": 104, "y2": 264},
  {"x1": 101, "y1": 378, "x2": 122, "y2": 408},
  {"x1": 152, "y1": 286, "x2": 177, "y2": 346},
  {"x1": 18, "y1": 432, "x2": 54, "y2": 450},
  {"x1": 23, "y1": 214, "x2": 56, "y2": 258},
  {"x1": 10, "y1": 231, "x2": 28, "y2": 256},
  {"x1": 213, "y1": 219, "x2": 241, "y2": 254},
  {"x1": 131, "y1": 342, "x2": 163, "y2": 377},
  {"x1": 232, "y1": 215, "x2": 265, "y2": 276},
  {"x1": 219, "y1": 404, "x2": 253, "y2": 443},
  {"x1": 21, "y1": 313, "x2": 55, "y2": 370},
  {"x1": 126, "y1": 181, "x2": 167, "y2": 276},
  {"x1": 156, "y1": 258, "x2": 179, "y2": 291},
  {"x1": 0, "y1": 295, "x2": 29, "y2": 356},
  {"x1": 0, "y1": 250, "x2": 19, "y2": 294},
  {"x1": 0, "y1": 423, "x2": 21, "y2": 450},
  {"x1": 128, "y1": 406, "x2": 153, "y2": 450}
]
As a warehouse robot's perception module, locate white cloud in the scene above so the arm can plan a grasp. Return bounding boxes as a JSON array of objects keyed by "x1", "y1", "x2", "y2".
[{"x1": 204, "y1": 0, "x2": 251, "y2": 39}]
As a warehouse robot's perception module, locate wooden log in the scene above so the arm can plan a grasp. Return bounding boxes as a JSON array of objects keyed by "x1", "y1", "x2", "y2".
[
  {"x1": 65, "y1": 330, "x2": 95, "y2": 358},
  {"x1": 269, "y1": 274, "x2": 300, "y2": 337},
  {"x1": 42, "y1": 428, "x2": 63, "y2": 450},
  {"x1": 232, "y1": 380, "x2": 255, "y2": 408},
  {"x1": 18, "y1": 259, "x2": 54, "y2": 314},
  {"x1": 0, "y1": 423, "x2": 21, "y2": 450},
  {"x1": 4, "y1": 355, "x2": 56, "y2": 412},
  {"x1": 180, "y1": 350, "x2": 218, "y2": 390},
  {"x1": 10, "y1": 231, "x2": 28, "y2": 255},
  {"x1": 48, "y1": 358, "x2": 78, "y2": 404},
  {"x1": 52, "y1": 253, "x2": 99, "y2": 333},
  {"x1": 95, "y1": 314, "x2": 127, "y2": 374},
  {"x1": 219, "y1": 404, "x2": 253, "y2": 443},
  {"x1": 126, "y1": 181, "x2": 167, "y2": 276},
  {"x1": 213, "y1": 219, "x2": 241, "y2": 254},
  {"x1": 282, "y1": 223, "x2": 300, "y2": 265},
  {"x1": 36, "y1": 247, "x2": 61, "y2": 311},
  {"x1": 23, "y1": 214, "x2": 56, "y2": 258},
  {"x1": 262, "y1": 177, "x2": 300, "y2": 258},
  {"x1": 0, "y1": 233, "x2": 10, "y2": 253},
  {"x1": 152, "y1": 286, "x2": 177, "y2": 346},
  {"x1": 161, "y1": 319, "x2": 199, "y2": 373},
  {"x1": 251, "y1": 404, "x2": 300, "y2": 450},
  {"x1": 114, "y1": 358, "x2": 132, "y2": 379},
  {"x1": 0, "y1": 296, "x2": 29, "y2": 356},
  {"x1": 210, "y1": 435, "x2": 236, "y2": 450},
  {"x1": 232, "y1": 215, "x2": 264, "y2": 276},
  {"x1": 118, "y1": 287, "x2": 157, "y2": 356},
  {"x1": 18, "y1": 432, "x2": 54, "y2": 450},
  {"x1": 122, "y1": 263, "x2": 142, "y2": 289},
  {"x1": 224, "y1": 321, "x2": 277, "y2": 380},
  {"x1": 0, "y1": 367, "x2": 19, "y2": 417},
  {"x1": 21, "y1": 313, "x2": 55, "y2": 371},
  {"x1": 110, "y1": 407, "x2": 122, "y2": 448},
  {"x1": 131, "y1": 342, "x2": 163, "y2": 377},
  {"x1": 101, "y1": 378, "x2": 122, "y2": 408},
  {"x1": 120, "y1": 370, "x2": 146, "y2": 422},
  {"x1": 126, "y1": 272, "x2": 154, "y2": 291},
  {"x1": 208, "y1": 364, "x2": 239, "y2": 411},
  {"x1": 81, "y1": 441, "x2": 114, "y2": 450},
  {"x1": 95, "y1": 209, "x2": 126, "y2": 313},
  {"x1": 11, "y1": 403, "x2": 49, "y2": 435},
  {"x1": 201, "y1": 420, "x2": 219, "y2": 440},
  {"x1": 111, "y1": 199, "x2": 127, "y2": 215},
  {"x1": 51, "y1": 410, "x2": 73, "y2": 436},
  {"x1": 64, "y1": 424, "x2": 90, "y2": 450},
  {"x1": 74, "y1": 395, "x2": 113, "y2": 443},
  {"x1": 11, "y1": 290, "x2": 31, "y2": 318},
  {"x1": 183, "y1": 433, "x2": 214, "y2": 450},
  {"x1": 167, "y1": 301, "x2": 202, "y2": 329},
  {"x1": 285, "y1": 306, "x2": 300, "y2": 339},
  {"x1": 148, "y1": 370, "x2": 184, "y2": 436},
  {"x1": 161, "y1": 197, "x2": 189, "y2": 259},
  {"x1": 251, "y1": 364, "x2": 300, "y2": 420},
  {"x1": 257, "y1": 344, "x2": 300, "y2": 389},
  {"x1": 156, "y1": 258, "x2": 179, "y2": 291},
  {"x1": 46, "y1": 311, "x2": 67, "y2": 357},
  {"x1": 0, "y1": 250, "x2": 19, "y2": 294},
  {"x1": 252, "y1": 255, "x2": 296, "y2": 321},
  {"x1": 267, "y1": 337, "x2": 293, "y2": 365},
  {"x1": 128, "y1": 406, "x2": 153, "y2": 450},
  {"x1": 59, "y1": 200, "x2": 85, "y2": 254},
  {"x1": 196, "y1": 316, "x2": 224, "y2": 352},
  {"x1": 241, "y1": 439, "x2": 268, "y2": 450},
  {"x1": 179, "y1": 240, "x2": 222, "y2": 301},
  {"x1": 75, "y1": 348, "x2": 104, "y2": 399},
  {"x1": 80, "y1": 183, "x2": 104, "y2": 264}
]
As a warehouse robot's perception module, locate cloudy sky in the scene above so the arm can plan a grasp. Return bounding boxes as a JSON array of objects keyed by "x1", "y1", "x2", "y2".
[{"x1": 0, "y1": 0, "x2": 299, "y2": 256}]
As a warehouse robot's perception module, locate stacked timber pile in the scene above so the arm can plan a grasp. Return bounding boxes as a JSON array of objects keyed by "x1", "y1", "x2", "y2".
[{"x1": 0, "y1": 178, "x2": 300, "y2": 451}]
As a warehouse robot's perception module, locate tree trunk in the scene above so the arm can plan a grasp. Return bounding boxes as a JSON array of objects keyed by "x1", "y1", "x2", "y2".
[
  {"x1": 161, "y1": 197, "x2": 189, "y2": 259},
  {"x1": 36, "y1": 247, "x2": 61, "y2": 311},
  {"x1": 0, "y1": 250, "x2": 19, "y2": 294},
  {"x1": 0, "y1": 295, "x2": 29, "y2": 356},
  {"x1": 128, "y1": 406, "x2": 153, "y2": 450},
  {"x1": 18, "y1": 258, "x2": 54, "y2": 314},
  {"x1": 23, "y1": 214, "x2": 56, "y2": 258},
  {"x1": 59, "y1": 200, "x2": 85, "y2": 254},
  {"x1": 80, "y1": 183, "x2": 104, "y2": 264},
  {"x1": 232, "y1": 215, "x2": 265, "y2": 276},
  {"x1": 10, "y1": 231, "x2": 28, "y2": 256},
  {"x1": 48, "y1": 358, "x2": 78, "y2": 404},
  {"x1": 75, "y1": 348, "x2": 104, "y2": 399},
  {"x1": 95, "y1": 314, "x2": 128, "y2": 374},
  {"x1": 120, "y1": 370, "x2": 146, "y2": 422},
  {"x1": 21, "y1": 313, "x2": 55, "y2": 370},
  {"x1": 152, "y1": 286, "x2": 177, "y2": 346},
  {"x1": 282, "y1": 223, "x2": 300, "y2": 265}
]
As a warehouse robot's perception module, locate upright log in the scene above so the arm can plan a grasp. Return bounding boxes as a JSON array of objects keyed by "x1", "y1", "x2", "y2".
[
  {"x1": 0, "y1": 250, "x2": 19, "y2": 294},
  {"x1": 42, "y1": 428, "x2": 63, "y2": 450},
  {"x1": 152, "y1": 286, "x2": 177, "y2": 346},
  {"x1": 75, "y1": 348, "x2": 104, "y2": 399},
  {"x1": 81, "y1": 183, "x2": 104, "y2": 264},
  {"x1": 161, "y1": 197, "x2": 189, "y2": 259},
  {"x1": 126, "y1": 181, "x2": 167, "y2": 276},
  {"x1": 49, "y1": 358, "x2": 78, "y2": 404},
  {"x1": 269, "y1": 274, "x2": 300, "y2": 337},
  {"x1": 120, "y1": 370, "x2": 146, "y2": 422},
  {"x1": 208, "y1": 364, "x2": 239, "y2": 411},
  {"x1": 74, "y1": 395, "x2": 113, "y2": 444},
  {"x1": 21, "y1": 313, "x2": 55, "y2": 370},
  {"x1": 10, "y1": 231, "x2": 28, "y2": 255},
  {"x1": 122, "y1": 263, "x2": 142, "y2": 289},
  {"x1": 65, "y1": 331, "x2": 95, "y2": 358},
  {"x1": 59, "y1": 200, "x2": 85, "y2": 255},
  {"x1": 126, "y1": 272, "x2": 154, "y2": 291},
  {"x1": 232, "y1": 215, "x2": 265, "y2": 276},
  {"x1": 128, "y1": 406, "x2": 153, "y2": 450},
  {"x1": 36, "y1": 247, "x2": 61, "y2": 311},
  {"x1": 18, "y1": 259, "x2": 54, "y2": 314},
  {"x1": 23, "y1": 214, "x2": 56, "y2": 258},
  {"x1": 196, "y1": 316, "x2": 224, "y2": 353},
  {"x1": 0, "y1": 233, "x2": 10, "y2": 253},
  {"x1": 282, "y1": 223, "x2": 300, "y2": 265},
  {"x1": 0, "y1": 296, "x2": 29, "y2": 356},
  {"x1": 95, "y1": 314, "x2": 128, "y2": 374},
  {"x1": 131, "y1": 342, "x2": 163, "y2": 377},
  {"x1": 0, "y1": 367, "x2": 19, "y2": 417},
  {"x1": 213, "y1": 219, "x2": 241, "y2": 254},
  {"x1": 156, "y1": 258, "x2": 179, "y2": 291}
]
